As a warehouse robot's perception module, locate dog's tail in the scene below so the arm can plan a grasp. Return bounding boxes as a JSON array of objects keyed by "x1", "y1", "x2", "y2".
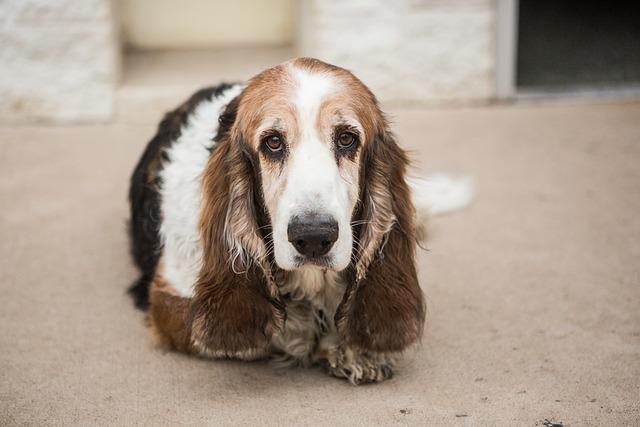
[{"x1": 408, "y1": 173, "x2": 474, "y2": 219}]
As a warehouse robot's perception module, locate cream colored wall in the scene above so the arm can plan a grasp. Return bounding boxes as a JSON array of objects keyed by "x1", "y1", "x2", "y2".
[
  {"x1": 297, "y1": 0, "x2": 496, "y2": 105},
  {"x1": 118, "y1": 0, "x2": 294, "y2": 49}
]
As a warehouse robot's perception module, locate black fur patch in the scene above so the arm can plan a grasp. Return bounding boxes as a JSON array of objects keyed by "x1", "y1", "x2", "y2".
[{"x1": 128, "y1": 83, "x2": 239, "y2": 310}]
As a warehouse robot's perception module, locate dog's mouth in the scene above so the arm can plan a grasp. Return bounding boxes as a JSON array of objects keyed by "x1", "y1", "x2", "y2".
[{"x1": 293, "y1": 255, "x2": 334, "y2": 269}]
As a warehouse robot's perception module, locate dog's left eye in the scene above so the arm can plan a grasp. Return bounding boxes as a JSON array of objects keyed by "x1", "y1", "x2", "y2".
[
  {"x1": 263, "y1": 135, "x2": 284, "y2": 152},
  {"x1": 336, "y1": 132, "x2": 357, "y2": 149}
]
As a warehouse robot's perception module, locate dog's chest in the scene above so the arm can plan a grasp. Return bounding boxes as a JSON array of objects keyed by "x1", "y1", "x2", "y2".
[{"x1": 279, "y1": 268, "x2": 346, "y2": 317}]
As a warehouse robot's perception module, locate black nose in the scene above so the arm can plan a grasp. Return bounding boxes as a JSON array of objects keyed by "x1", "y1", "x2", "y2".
[{"x1": 287, "y1": 215, "x2": 339, "y2": 258}]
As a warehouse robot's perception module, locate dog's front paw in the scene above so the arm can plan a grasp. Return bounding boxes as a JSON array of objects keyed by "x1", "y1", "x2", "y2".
[
  {"x1": 325, "y1": 346, "x2": 394, "y2": 385},
  {"x1": 331, "y1": 361, "x2": 394, "y2": 385}
]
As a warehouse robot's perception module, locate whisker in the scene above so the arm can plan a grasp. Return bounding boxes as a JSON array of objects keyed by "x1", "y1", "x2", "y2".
[{"x1": 352, "y1": 238, "x2": 365, "y2": 250}]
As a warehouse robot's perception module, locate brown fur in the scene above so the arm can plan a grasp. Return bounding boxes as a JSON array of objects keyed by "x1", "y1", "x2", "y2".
[
  {"x1": 148, "y1": 275, "x2": 192, "y2": 353},
  {"x1": 188, "y1": 129, "x2": 286, "y2": 359},
  {"x1": 336, "y1": 124, "x2": 425, "y2": 352}
]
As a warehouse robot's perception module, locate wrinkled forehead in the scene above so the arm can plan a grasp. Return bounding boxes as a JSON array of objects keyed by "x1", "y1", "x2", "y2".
[{"x1": 236, "y1": 59, "x2": 379, "y2": 142}]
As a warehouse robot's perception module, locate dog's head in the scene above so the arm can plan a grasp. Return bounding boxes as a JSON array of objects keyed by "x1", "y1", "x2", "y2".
[
  {"x1": 193, "y1": 58, "x2": 424, "y2": 358},
  {"x1": 224, "y1": 58, "x2": 388, "y2": 273}
]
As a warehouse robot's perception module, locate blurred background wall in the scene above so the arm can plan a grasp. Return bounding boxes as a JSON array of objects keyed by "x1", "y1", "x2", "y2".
[
  {"x1": 119, "y1": 0, "x2": 294, "y2": 49},
  {"x1": 299, "y1": 0, "x2": 495, "y2": 105},
  {"x1": 1, "y1": 0, "x2": 639, "y2": 124},
  {"x1": 0, "y1": 0, "x2": 120, "y2": 123}
]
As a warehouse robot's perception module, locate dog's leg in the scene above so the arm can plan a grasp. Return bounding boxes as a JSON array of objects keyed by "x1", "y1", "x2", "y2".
[
  {"x1": 147, "y1": 276, "x2": 193, "y2": 353},
  {"x1": 270, "y1": 300, "x2": 319, "y2": 367}
]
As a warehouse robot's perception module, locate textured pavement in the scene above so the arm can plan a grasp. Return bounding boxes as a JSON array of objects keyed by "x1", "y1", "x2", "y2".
[{"x1": 1, "y1": 99, "x2": 639, "y2": 425}]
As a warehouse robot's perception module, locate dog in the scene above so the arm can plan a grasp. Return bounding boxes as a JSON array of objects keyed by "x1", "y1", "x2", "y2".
[{"x1": 128, "y1": 58, "x2": 472, "y2": 384}]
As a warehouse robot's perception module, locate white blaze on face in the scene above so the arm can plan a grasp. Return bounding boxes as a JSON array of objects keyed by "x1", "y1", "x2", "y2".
[{"x1": 270, "y1": 66, "x2": 356, "y2": 271}]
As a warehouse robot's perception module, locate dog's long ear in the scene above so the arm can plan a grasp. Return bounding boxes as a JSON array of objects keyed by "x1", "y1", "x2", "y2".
[
  {"x1": 188, "y1": 96, "x2": 285, "y2": 360},
  {"x1": 335, "y1": 121, "x2": 425, "y2": 354}
]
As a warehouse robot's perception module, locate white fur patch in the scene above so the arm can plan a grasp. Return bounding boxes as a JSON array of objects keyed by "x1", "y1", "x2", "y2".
[
  {"x1": 408, "y1": 174, "x2": 475, "y2": 217},
  {"x1": 158, "y1": 85, "x2": 243, "y2": 297},
  {"x1": 270, "y1": 66, "x2": 357, "y2": 271}
]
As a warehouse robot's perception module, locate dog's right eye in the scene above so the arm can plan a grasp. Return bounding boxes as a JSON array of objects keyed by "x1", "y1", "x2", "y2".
[{"x1": 263, "y1": 135, "x2": 284, "y2": 153}]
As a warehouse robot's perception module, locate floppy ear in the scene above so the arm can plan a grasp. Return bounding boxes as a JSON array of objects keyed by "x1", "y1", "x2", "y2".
[
  {"x1": 188, "y1": 99, "x2": 285, "y2": 360},
  {"x1": 335, "y1": 124, "x2": 425, "y2": 354}
]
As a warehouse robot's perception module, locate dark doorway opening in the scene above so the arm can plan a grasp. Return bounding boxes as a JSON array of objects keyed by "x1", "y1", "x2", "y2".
[{"x1": 517, "y1": 0, "x2": 640, "y2": 91}]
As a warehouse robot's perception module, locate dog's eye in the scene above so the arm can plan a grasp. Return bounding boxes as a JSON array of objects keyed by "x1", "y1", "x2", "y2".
[
  {"x1": 337, "y1": 132, "x2": 356, "y2": 149},
  {"x1": 263, "y1": 135, "x2": 284, "y2": 152}
]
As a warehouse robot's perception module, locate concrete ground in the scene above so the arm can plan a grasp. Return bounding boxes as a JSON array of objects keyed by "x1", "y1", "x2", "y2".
[{"x1": 1, "y1": 56, "x2": 639, "y2": 425}]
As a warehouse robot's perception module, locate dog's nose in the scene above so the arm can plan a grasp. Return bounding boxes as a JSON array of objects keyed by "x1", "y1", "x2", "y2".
[{"x1": 287, "y1": 215, "x2": 339, "y2": 258}]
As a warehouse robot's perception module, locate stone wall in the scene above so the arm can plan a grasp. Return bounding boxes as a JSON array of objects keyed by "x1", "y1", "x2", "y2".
[
  {"x1": 297, "y1": 0, "x2": 496, "y2": 105},
  {"x1": 0, "y1": 0, "x2": 120, "y2": 123},
  {"x1": 0, "y1": 0, "x2": 498, "y2": 124}
]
